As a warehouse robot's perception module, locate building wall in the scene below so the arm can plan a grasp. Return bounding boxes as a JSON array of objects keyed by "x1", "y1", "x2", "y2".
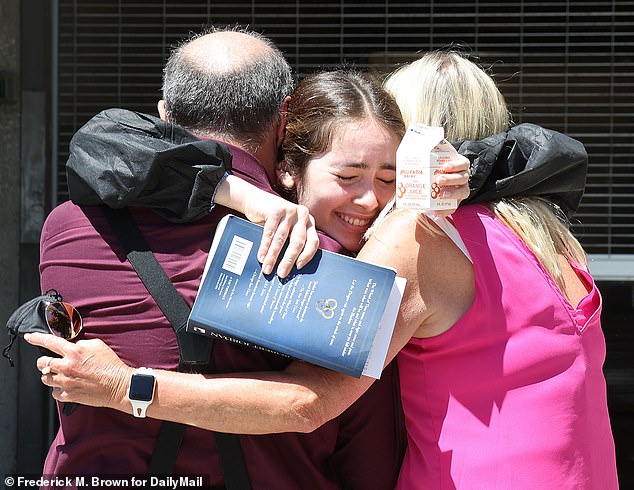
[
  {"x1": 0, "y1": 0, "x2": 21, "y2": 478},
  {"x1": 2, "y1": 0, "x2": 633, "y2": 485},
  {"x1": 1, "y1": 0, "x2": 54, "y2": 477}
]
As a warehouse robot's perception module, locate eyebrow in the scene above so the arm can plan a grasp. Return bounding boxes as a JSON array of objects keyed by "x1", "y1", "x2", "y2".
[{"x1": 343, "y1": 162, "x2": 397, "y2": 171}]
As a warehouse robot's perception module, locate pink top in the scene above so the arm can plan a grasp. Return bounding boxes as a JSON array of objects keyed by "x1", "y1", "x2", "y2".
[{"x1": 396, "y1": 204, "x2": 618, "y2": 489}]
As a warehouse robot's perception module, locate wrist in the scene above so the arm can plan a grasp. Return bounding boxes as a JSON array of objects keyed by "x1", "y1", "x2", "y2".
[
  {"x1": 126, "y1": 367, "x2": 156, "y2": 418},
  {"x1": 214, "y1": 174, "x2": 249, "y2": 215},
  {"x1": 114, "y1": 365, "x2": 136, "y2": 413}
]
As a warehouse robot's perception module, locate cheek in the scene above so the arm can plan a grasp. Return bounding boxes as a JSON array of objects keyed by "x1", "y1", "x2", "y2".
[
  {"x1": 377, "y1": 186, "x2": 396, "y2": 208},
  {"x1": 296, "y1": 183, "x2": 328, "y2": 221}
]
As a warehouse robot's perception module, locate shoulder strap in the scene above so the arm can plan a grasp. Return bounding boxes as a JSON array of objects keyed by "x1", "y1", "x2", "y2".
[
  {"x1": 429, "y1": 214, "x2": 473, "y2": 263},
  {"x1": 102, "y1": 207, "x2": 212, "y2": 366},
  {"x1": 101, "y1": 207, "x2": 252, "y2": 489}
]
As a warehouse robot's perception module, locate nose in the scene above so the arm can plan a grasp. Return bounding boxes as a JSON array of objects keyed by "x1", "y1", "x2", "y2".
[{"x1": 353, "y1": 182, "x2": 380, "y2": 211}]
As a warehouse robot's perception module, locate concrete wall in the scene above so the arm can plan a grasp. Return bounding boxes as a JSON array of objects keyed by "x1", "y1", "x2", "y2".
[
  {"x1": 1, "y1": 0, "x2": 53, "y2": 476},
  {"x1": 0, "y1": 0, "x2": 22, "y2": 478}
]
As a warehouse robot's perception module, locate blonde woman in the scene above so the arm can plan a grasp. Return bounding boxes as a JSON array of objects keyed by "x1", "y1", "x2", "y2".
[{"x1": 29, "y1": 51, "x2": 618, "y2": 489}]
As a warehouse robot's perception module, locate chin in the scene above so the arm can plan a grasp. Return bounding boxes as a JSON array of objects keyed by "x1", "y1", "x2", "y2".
[
  {"x1": 328, "y1": 225, "x2": 364, "y2": 254},
  {"x1": 342, "y1": 239, "x2": 364, "y2": 254}
]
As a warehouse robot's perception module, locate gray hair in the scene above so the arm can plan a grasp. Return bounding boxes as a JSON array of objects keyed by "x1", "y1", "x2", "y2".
[{"x1": 162, "y1": 26, "x2": 294, "y2": 149}]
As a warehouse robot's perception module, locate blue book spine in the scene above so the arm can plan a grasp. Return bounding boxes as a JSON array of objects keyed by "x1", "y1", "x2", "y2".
[{"x1": 188, "y1": 215, "x2": 396, "y2": 378}]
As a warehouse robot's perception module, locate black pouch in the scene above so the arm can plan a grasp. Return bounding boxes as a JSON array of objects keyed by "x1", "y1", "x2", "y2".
[
  {"x1": 3, "y1": 289, "x2": 78, "y2": 415},
  {"x1": 3, "y1": 289, "x2": 63, "y2": 367}
]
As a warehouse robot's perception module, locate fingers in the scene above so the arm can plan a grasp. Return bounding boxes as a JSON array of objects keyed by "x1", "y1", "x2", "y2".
[
  {"x1": 434, "y1": 181, "x2": 470, "y2": 203},
  {"x1": 32, "y1": 337, "x2": 129, "y2": 409},
  {"x1": 38, "y1": 356, "x2": 62, "y2": 396},
  {"x1": 436, "y1": 171, "x2": 470, "y2": 188},
  {"x1": 433, "y1": 155, "x2": 471, "y2": 212},
  {"x1": 294, "y1": 215, "x2": 319, "y2": 273},
  {"x1": 39, "y1": 356, "x2": 54, "y2": 375},
  {"x1": 436, "y1": 155, "x2": 470, "y2": 187},
  {"x1": 24, "y1": 332, "x2": 69, "y2": 356},
  {"x1": 277, "y1": 213, "x2": 319, "y2": 279},
  {"x1": 258, "y1": 212, "x2": 285, "y2": 274},
  {"x1": 40, "y1": 368, "x2": 73, "y2": 405},
  {"x1": 441, "y1": 154, "x2": 470, "y2": 174},
  {"x1": 259, "y1": 205, "x2": 318, "y2": 279}
]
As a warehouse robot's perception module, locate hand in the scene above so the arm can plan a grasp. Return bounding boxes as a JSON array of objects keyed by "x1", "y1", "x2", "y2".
[
  {"x1": 214, "y1": 175, "x2": 320, "y2": 278},
  {"x1": 433, "y1": 154, "x2": 471, "y2": 217},
  {"x1": 25, "y1": 332, "x2": 132, "y2": 410},
  {"x1": 242, "y1": 192, "x2": 319, "y2": 278}
]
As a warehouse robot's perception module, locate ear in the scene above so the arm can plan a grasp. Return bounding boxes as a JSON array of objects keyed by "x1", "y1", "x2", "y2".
[
  {"x1": 275, "y1": 96, "x2": 291, "y2": 149},
  {"x1": 157, "y1": 100, "x2": 169, "y2": 121},
  {"x1": 275, "y1": 159, "x2": 297, "y2": 191}
]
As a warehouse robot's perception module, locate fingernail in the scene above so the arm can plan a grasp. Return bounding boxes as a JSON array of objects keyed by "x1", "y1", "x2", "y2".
[
  {"x1": 24, "y1": 333, "x2": 31, "y2": 340},
  {"x1": 262, "y1": 263, "x2": 272, "y2": 275}
]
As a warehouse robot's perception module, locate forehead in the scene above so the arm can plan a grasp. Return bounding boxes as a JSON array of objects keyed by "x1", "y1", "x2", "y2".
[
  {"x1": 330, "y1": 116, "x2": 399, "y2": 148},
  {"x1": 307, "y1": 118, "x2": 400, "y2": 174}
]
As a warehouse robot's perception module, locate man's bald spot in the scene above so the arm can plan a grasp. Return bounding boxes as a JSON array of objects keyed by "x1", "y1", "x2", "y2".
[{"x1": 183, "y1": 31, "x2": 271, "y2": 74}]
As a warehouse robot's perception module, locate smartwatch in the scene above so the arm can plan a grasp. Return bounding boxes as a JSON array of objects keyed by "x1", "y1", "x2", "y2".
[{"x1": 127, "y1": 367, "x2": 155, "y2": 418}]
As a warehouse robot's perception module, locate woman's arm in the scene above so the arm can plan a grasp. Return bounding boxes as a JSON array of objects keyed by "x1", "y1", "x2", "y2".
[
  {"x1": 26, "y1": 210, "x2": 468, "y2": 434},
  {"x1": 216, "y1": 154, "x2": 471, "y2": 275},
  {"x1": 214, "y1": 175, "x2": 319, "y2": 277}
]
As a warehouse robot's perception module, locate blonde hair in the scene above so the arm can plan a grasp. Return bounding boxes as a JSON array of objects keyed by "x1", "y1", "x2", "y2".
[
  {"x1": 384, "y1": 50, "x2": 510, "y2": 141},
  {"x1": 493, "y1": 197, "x2": 587, "y2": 294},
  {"x1": 382, "y1": 50, "x2": 587, "y2": 291}
]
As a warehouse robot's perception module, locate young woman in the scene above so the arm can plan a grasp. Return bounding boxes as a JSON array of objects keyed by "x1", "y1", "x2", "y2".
[
  {"x1": 277, "y1": 70, "x2": 406, "y2": 253},
  {"x1": 30, "y1": 53, "x2": 617, "y2": 489}
]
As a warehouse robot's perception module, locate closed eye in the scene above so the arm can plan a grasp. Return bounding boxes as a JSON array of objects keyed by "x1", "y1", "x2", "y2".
[{"x1": 336, "y1": 174, "x2": 357, "y2": 181}]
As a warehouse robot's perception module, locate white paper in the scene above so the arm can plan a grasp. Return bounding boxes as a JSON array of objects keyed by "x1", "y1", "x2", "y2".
[{"x1": 363, "y1": 276, "x2": 407, "y2": 378}]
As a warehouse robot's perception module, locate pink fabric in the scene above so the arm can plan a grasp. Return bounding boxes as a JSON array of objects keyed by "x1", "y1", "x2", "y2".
[{"x1": 396, "y1": 204, "x2": 618, "y2": 490}]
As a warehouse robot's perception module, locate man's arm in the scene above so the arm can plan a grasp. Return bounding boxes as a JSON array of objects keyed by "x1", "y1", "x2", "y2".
[{"x1": 26, "y1": 209, "x2": 470, "y2": 434}]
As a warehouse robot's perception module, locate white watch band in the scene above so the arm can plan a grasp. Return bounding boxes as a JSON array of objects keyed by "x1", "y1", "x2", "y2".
[
  {"x1": 128, "y1": 367, "x2": 155, "y2": 418},
  {"x1": 130, "y1": 400, "x2": 150, "y2": 418}
]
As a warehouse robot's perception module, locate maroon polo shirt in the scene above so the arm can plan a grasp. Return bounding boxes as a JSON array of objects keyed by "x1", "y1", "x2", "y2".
[{"x1": 40, "y1": 144, "x2": 405, "y2": 489}]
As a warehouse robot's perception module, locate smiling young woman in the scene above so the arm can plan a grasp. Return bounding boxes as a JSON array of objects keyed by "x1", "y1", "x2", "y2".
[{"x1": 277, "y1": 70, "x2": 406, "y2": 254}]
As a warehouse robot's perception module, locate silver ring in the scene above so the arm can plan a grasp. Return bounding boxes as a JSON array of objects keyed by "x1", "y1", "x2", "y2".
[{"x1": 41, "y1": 357, "x2": 52, "y2": 375}]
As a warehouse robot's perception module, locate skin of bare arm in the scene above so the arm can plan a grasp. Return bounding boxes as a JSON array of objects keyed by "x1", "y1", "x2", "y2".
[
  {"x1": 213, "y1": 174, "x2": 319, "y2": 277},
  {"x1": 27, "y1": 209, "x2": 474, "y2": 434},
  {"x1": 204, "y1": 157, "x2": 471, "y2": 277}
]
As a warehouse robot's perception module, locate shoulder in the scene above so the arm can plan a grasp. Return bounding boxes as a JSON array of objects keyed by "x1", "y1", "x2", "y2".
[
  {"x1": 41, "y1": 201, "x2": 86, "y2": 237},
  {"x1": 361, "y1": 208, "x2": 475, "y2": 338},
  {"x1": 359, "y1": 208, "x2": 438, "y2": 270}
]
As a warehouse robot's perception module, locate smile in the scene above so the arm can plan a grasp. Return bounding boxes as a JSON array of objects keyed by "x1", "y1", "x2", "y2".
[{"x1": 337, "y1": 214, "x2": 372, "y2": 227}]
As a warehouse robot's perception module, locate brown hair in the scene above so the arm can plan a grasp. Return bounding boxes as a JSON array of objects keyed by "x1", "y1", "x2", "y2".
[{"x1": 281, "y1": 70, "x2": 405, "y2": 194}]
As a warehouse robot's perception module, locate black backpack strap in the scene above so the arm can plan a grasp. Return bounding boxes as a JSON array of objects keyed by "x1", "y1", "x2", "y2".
[
  {"x1": 102, "y1": 207, "x2": 252, "y2": 489},
  {"x1": 214, "y1": 433, "x2": 255, "y2": 490},
  {"x1": 146, "y1": 420, "x2": 187, "y2": 475},
  {"x1": 102, "y1": 207, "x2": 211, "y2": 366}
]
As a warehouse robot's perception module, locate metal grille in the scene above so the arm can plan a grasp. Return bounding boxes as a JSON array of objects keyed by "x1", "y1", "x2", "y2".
[{"x1": 57, "y1": 0, "x2": 634, "y2": 255}]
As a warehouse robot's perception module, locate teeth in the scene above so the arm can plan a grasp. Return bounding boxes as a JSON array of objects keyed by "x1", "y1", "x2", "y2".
[{"x1": 339, "y1": 214, "x2": 370, "y2": 227}]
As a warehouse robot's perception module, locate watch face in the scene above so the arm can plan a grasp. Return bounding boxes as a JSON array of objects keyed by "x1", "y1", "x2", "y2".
[{"x1": 129, "y1": 373, "x2": 155, "y2": 402}]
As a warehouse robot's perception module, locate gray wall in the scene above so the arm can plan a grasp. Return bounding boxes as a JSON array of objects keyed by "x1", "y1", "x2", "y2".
[
  {"x1": 1, "y1": 0, "x2": 53, "y2": 477},
  {"x1": 0, "y1": 0, "x2": 22, "y2": 477}
]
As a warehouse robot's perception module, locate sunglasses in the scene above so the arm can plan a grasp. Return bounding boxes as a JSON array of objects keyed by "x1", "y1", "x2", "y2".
[{"x1": 44, "y1": 300, "x2": 83, "y2": 340}]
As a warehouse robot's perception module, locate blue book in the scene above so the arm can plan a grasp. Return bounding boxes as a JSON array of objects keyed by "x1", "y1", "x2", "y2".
[{"x1": 187, "y1": 215, "x2": 405, "y2": 378}]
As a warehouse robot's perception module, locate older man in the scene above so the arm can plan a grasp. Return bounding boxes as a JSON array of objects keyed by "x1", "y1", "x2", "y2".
[{"x1": 38, "y1": 27, "x2": 417, "y2": 489}]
